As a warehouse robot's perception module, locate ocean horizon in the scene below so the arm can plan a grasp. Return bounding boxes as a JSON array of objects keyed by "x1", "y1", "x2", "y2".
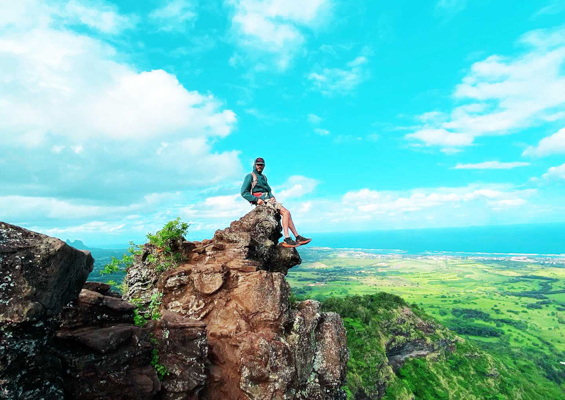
[
  {"x1": 306, "y1": 222, "x2": 565, "y2": 256},
  {"x1": 89, "y1": 222, "x2": 565, "y2": 256}
]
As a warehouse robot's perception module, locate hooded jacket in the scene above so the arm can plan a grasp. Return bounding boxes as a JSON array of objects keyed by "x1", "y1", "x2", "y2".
[{"x1": 240, "y1": 165, "x2": 273, "y2": 204}]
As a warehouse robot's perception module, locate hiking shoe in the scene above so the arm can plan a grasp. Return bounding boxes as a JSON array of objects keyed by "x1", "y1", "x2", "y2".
[
  {"x1": 295, "y1": 235, "x2": 311, "y2": 245},
  {"x1": 281, "y1": 237, "x2": 299, "y2": 248}
]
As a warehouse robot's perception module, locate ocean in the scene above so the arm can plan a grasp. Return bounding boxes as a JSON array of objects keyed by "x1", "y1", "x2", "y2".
[{"x1": 308, "y1": 223, "x2": 565, "y2": 256}]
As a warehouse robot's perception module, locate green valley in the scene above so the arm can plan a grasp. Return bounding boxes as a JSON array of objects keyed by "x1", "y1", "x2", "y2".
[{"x1": 289, "y1": 248, "x2": 565, "y2": 399}]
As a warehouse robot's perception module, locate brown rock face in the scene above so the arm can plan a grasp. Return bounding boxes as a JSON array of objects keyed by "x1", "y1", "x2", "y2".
[
  {"x1": 51, "y1": 286, "x2": 208, "y2": 400},
  {"x1": 0, "y1": 221, "x2": 93, "y2": 399},
  {"x1": 0, "y1": 223, "x2": 208, "y2": 400},
  {"x1": 1, "y1": 206, "x2": 348, "y2": 400},
  {"x1": 0, "y1": 221, "x2": 93, "y2": 324},
  {"x1": 125, "y1": 205, "x2": 349, "y2": 400}
]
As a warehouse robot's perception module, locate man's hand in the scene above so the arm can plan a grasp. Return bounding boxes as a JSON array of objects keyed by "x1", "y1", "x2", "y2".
[{"x1": 257, "y1": 199, "x2": 265, "y2": 205}]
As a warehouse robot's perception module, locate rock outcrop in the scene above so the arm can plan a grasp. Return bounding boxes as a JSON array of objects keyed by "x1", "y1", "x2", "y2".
[
  {"x1": 124, "y1": 205, "x2": 349, "y2": 400},
  {"x1": 51, "y1": 283, "x2": 208, "y2": 400},
  {"x1": 0, "y1": 206, "x2": 348, "y2": 400},
  {"x1": 0, "y1": 221, "x2": 93, "y2": 399},
  {"x1": 0, "y1": 223, "x2": 210, "y2": 400}
]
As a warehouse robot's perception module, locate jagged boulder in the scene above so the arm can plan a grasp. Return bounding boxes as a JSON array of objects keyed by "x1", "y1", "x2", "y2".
[
  {"x1": 52, "y1": 284, "x2": 208, "y2": 400},
  {"x1": 0, "y1": 223, "x2": 209, "y2": 400},
  {"x1": 125, "y1": 205, "x2": 349, "y2": 400},
  {"x1": 0, "y1": 221, "x2": 94, "y2": 400},
  {"x1": 124, "y1": 205, "x2": 301, "y2": 308}
]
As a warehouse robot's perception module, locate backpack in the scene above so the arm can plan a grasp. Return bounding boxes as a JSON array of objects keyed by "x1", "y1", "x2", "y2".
[{"x1": 250, "y1": 172, "x2": 267, "y2": 193}]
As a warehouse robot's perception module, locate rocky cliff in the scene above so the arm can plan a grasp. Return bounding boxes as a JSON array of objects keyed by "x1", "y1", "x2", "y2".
[
  {"x1": 0, "y1": 221, "x2": 93, "y2": 399},
  {"x1": 0, "y1": 206, "x2": 348, "y2": 400},
  {"x1": 123, "y1": 205, "x2": 348, "y2": 400}
]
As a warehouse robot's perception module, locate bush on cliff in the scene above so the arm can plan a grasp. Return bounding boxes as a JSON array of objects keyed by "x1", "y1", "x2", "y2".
[
  {"x1": 100, "y1": 217, "x2": 190, "y2": 288},
  {"x1": 321, "y1": 292, "x2": 565, "y2": 400}
]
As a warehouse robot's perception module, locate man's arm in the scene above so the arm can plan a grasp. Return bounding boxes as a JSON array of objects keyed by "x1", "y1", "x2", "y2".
[{"x1": 241, "y1": 174, "x2": 258, "y2": 204}]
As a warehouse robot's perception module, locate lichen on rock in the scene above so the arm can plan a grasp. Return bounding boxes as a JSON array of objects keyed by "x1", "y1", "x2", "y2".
[
  {"x1": 125, "y1": 205, "x2": 349, "y2": 400},
  {"x1": 0, "y1": 206, "x2": 348, "y2": 400}
]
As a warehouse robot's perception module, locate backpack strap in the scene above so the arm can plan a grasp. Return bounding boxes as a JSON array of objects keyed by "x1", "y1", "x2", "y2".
[{"x1": 250, "y1": 172, "x2": 257, "y2": 193}]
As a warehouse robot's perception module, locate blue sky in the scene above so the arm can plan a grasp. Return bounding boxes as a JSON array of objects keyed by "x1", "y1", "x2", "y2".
[{"x1": 1, "y1": 0, "x2": 564, "y2": 246}]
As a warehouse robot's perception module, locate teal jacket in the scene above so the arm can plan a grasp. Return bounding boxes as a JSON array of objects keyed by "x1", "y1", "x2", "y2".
[{"x1": 241, "y1": 165, "x2": 273, "y2": 204}]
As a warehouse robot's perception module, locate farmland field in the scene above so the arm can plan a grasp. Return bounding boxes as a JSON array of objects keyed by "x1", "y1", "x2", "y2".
[{"x1": 288, "y1": 248, "x2": 565, "y2": 354}]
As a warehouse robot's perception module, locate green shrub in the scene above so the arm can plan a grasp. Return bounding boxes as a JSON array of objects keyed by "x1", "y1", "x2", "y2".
[
  {"x1": 148, "y1": 333, "x2": 169, "y2": 381},
  {"x1": 131, "y1": 292, "x2": 164, "y2": 327},
  {"x1": 147, "y1": 217, "x2": 189, "y2": 249},
  {"x1": 145, "y1": 217, "x2": 189, "y2": 273},
  {"x1": 100, "y1": 241, "x2": 142, "y2": 276}
]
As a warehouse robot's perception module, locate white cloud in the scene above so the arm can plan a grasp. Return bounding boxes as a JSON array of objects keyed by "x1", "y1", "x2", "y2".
[
  {"x1": 314, "y1": 128, "x2": 330, "y2": 135},
  {"x1": 71, "y1": 145, "x2": 84, "y2": 154},
  {"x1": 436, "y1": 0, "x2": 468, "y2": 16},
  {"x1": 406, "y1": 128, "x2": 474, "y2": 151},
  {"x1": 227, "y1": 0, "x2": 332, "y2": 70},
  {"x1": 196, "y1": 194, "x2": 250, "y2": 219},
  {"x1": 244, "y1": 108, "x2": 288, "y2": 123},
  {"x1": 307, "y1": 113, "x2": 322, "y2": 124},
  {"x1": 0, "y1": 0, "x2": 136, "y2": 34},
  {"x1": 149, "y1": 0, "x2": 197, "y2": 32},
  {"x1": 0, "y1": 2, "x2": 242, "y2": 207},
  {"x1": 308, "y1": 50, "x2": 370, "y2": 95},
  {"x1": 406, "y1": 26, "x2": 565, "y2": 152},
  {"x1": 0, "y1": 195, "x2": 145, "y2": 220},
  {"x1": 174, "y1": 175, "x2": 319, "y2": 229},
  {"x1": 285, "y1": 184, "x2": 538, "y2": 232},
  {"x1": 541, "y1": 163, "x2": 565, "y2": 180},
  {"x1": 275, "y1": 175, "x2": 319, "y2": 201},
  {"x1": 454, "y1": 161, "x2": 530, "y2": 170},
  {"x1": 341, "y1": 186, "x2": 524, "y2": 214},
  {"x1": 61, "y1": 0, "x2": 136, "y2": 34},
  {"x1": 523, "y1": 127, "x2": 565, "y2": 157},
  {"x1": 533, "y1": 1, "x2": 565, "y2": 17}
]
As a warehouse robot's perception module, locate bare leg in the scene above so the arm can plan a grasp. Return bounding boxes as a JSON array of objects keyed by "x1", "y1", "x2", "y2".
[
  {"x1": 280, "y1": 206, "x2": 298, "y2": 237},
  {"x1": 288, "y1": 214, "x2": 299, "y2": 237},
  {"x1": 280, "y1": 207, "x2": 290, "y2": 238}
]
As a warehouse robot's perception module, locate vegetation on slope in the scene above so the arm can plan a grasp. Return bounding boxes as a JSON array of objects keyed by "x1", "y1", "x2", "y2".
[{"x1": 320, "y1": 292, "x2": 565, "y2": 400}]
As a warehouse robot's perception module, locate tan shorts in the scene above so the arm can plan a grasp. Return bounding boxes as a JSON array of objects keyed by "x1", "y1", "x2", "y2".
[{"x1": 263, "y1": 197, "x2": 282, "y2": 211}]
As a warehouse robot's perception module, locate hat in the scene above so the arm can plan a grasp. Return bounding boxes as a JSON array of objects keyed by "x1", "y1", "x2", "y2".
[{"x1": 254, "y1": 157, "x2": 265, "y2": 165}]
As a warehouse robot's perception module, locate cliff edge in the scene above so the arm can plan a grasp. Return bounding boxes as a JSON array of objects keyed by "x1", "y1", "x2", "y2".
[
  {"x1": 0, "y1": 205, "x2": 348, "y2": 400},
  {"x1": 124, "y1": 205, "x2": 349, "y2": 400}
]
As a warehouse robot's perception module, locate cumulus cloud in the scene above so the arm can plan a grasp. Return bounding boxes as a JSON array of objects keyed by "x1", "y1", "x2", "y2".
[
  {"x1": 227, "y1": 0, "x2": 332, "y2": 70},
  {"x1": 275, "y1": 176, "x2": 319, "y2": 201},
  {"x1": 406, "y1": 25, "x2": 565, "y2": 152},
  {"x1": 281, "y1": 183, "x2": 539, "y2": 232},
  {"x1": 0, "y1": 1, "x2": 242, "y2": 215},
  {"x1": 0, "y1": 0, "x2": 136, "y2": 34},
  {"x1": 149, "y1": 0, "x2": 197, "y2": 32},
  {"x1": 435, "y1": 0, "x2": 468, "y2": 17},
  {"x1": 307, "y1": 113, "x2": 323, "y2": 124},
  {"x1": 541, "y1": 163, "x2": 565, "y2": 180},
  {"x1": 308, "y1": 51, "x2": 370, "y2": 95},
  {"x1": 341, "y1": 186, "x2": 530, "y2": 214},
  {"x1": 0, "y1": 195, "x2": 149, "y2": 221},
  {"x1": 406, "y1": 128, "x2": 473, "y2": 152},
  {"x1": 523, "y1": 127, "x2": 565, "y2": 157},
  {"x1": 454, "y1": 161, "x2": 530, "y2": 170},
  {"x1": 533, "y1": 0, "x2": 565, "y2": 17},
  {"x1": 184, "y1": 180, "x2": 537, "y2": 238},
  {"x1": 172, "y1": 175, "x2": 319, "y2": 233},
  {"x1": 314, "y1": 128, "x2": 330, "y2": 135}
]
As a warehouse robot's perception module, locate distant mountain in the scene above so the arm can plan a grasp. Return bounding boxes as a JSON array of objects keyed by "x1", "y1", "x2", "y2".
[{"x1": 65, "y1": 239, "x2": 90, "y2": 250}]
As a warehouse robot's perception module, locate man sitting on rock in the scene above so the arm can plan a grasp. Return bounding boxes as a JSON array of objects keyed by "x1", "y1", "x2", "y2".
[{"x1": 241, "y1": 157, "x2": 312, "y2": 248}]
